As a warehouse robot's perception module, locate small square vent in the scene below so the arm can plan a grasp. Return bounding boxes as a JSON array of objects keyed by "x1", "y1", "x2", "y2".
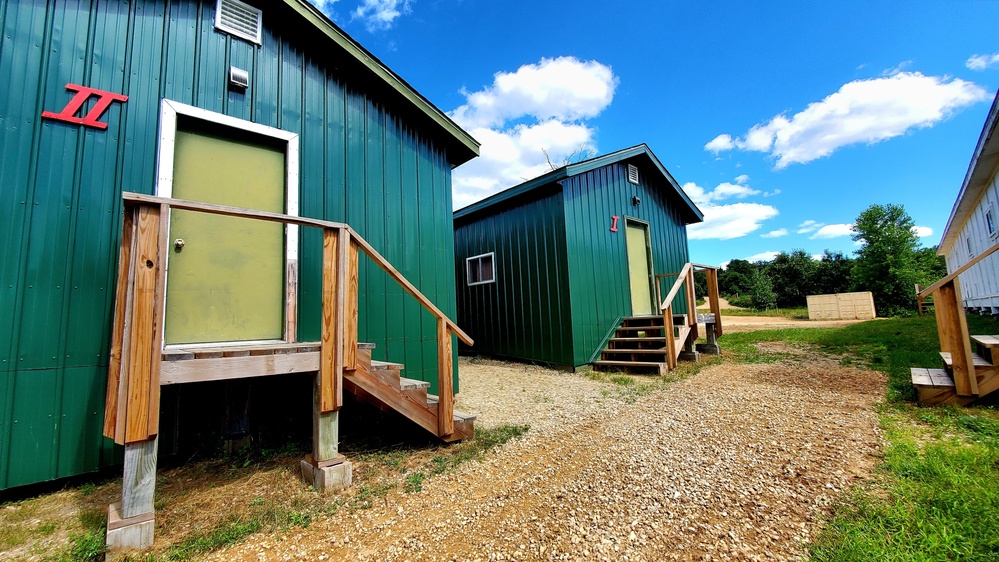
[
  {"x1": 627, "y1": 164, "x2": 639, "y2": 185},
  {"x1": 229, "y1": 66, "x2": 249, "y2": 90},
  {"x1": 216, "y1": 0, "x2": 262, "y2": 45}
]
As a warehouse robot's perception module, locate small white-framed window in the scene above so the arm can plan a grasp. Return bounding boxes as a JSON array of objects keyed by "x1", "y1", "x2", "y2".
[
  {"x1": 986, "y1": 207, "x2": 997, "y2": 238},
  {"x1": 967, "y1": 235, "x2": 974, "y2": 257},
  {"x1": 215, "y1": 0, "x2": 263, "y2": 45},
  {"x1": 627, "y1": 164, "x2": 639, "y2": 185},
  {"x1": 466, "y1": 252, "x2": 496, "y2": 286}
]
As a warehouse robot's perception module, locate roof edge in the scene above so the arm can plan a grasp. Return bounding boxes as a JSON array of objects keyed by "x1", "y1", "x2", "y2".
[
  {"x1": 939, "y1": 89, "x2": 999, "y2": 254},
  {"x1": 454, "y1": 144, "x2": 703, "y2": 222},
  {"x1": 284, "y1": 0, "x2": 479, "y2": 164}
]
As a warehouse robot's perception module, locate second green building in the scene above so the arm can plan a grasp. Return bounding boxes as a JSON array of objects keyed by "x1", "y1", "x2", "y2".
[{"x1": 453, "y1": 145, "x2": 704, "y2": 369}]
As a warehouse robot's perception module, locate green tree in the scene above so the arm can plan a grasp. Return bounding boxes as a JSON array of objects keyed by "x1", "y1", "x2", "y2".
[
  {"x1": 814, "y1": 250, "x2": 854, "y2": 295},
  {"x1": 851, "y1": 203, "x2": 921, "y2": 315},
  {"x1": 915, "y1": 246, "x2": 948, "y2": 286},
  {"x1": 766, "y1": 250, "x2": 818, "y2": 307},
  {"x1": 749, "y1": 268, "x2": 777, "y2": 310},
  {"x1": 719, "y1": 259, "x2": 755, "y2": 296}
]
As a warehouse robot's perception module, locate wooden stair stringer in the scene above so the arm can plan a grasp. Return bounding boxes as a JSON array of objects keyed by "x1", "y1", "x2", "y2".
[{"x1": 342, "y1": 346, "x2": 474, "y2": 442}]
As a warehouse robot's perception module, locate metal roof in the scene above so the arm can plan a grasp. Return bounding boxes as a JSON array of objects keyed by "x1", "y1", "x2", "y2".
[
  {"x1": 939, "y1": 89, "x2": 999, "y2": 254},
  {"x1": 283, "y1": 0, "x2": 479, "y2": 166},
  {"x1": 453, "y1": 144, "x2": 703, "y2": 223}
]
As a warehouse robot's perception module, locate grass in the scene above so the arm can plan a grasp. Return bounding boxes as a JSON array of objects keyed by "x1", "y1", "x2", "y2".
[
  {"x1": 721, "y1": 312, "x2": 999, "y2": 560},
  {"x1": 698, "y1": 306, "x2": 810, "y2": 319}
]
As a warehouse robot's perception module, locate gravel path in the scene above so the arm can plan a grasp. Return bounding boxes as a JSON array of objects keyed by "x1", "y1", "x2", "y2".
[{"x1": 213, "y1": 343, "x2": 884, "y2": 562}]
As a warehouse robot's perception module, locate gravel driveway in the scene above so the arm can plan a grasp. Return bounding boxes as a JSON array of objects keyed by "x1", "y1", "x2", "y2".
[{"x1": 213, "y1": 341, "x2": 884, "y2": 561}]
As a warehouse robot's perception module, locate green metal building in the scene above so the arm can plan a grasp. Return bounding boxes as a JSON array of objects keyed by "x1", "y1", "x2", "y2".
[
  {"x1": 0, "y1": 0, "x2": 477, "y2": 490},
  {"x1": 453, "y1": 145, "x2": 703, "y2": 369}
]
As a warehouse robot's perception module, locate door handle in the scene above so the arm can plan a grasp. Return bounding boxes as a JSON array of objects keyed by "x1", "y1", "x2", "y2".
[{"x1": 174, "y1": 238, "x2": 185, "y2": 250}]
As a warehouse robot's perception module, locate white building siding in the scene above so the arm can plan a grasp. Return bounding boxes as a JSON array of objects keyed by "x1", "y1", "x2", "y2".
[{"x1": 945, "y1": 171, "x2": 999, "y2": 313}]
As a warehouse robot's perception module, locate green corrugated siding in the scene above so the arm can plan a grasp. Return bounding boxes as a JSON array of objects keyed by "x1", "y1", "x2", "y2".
[
  {"x1": 454, "y1": 187, "x2": 573, "y2": 366},
  {"x1": 563, "y1": 160, "x2": 691, "y2": 366},
  {"x1": 0, "y1": 0, "x2": 461, "y2": 489}
]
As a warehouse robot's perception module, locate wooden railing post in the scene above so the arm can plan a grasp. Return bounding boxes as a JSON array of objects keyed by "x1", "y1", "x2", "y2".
[
  {"x1": 685, "y1": 267, "x2": 698, "y2": 341},
  {"x1": 344, "y1": 238, "x2": 359, "y2": 371},
  {"x1": 934, "y1": 279, "x2": 978, "y2": 396},
  {"x1": 320, "y1": 228, "x2": 345, "y2": 413},
  {"x1": 437, "y1": 318, "x2": 455, "y2": 437},
  {"x1": 706, "y1": 267, "x2": 722, "y2": 337},
  {"x1": 664, "y1": 305, "x2": 677, "y2": 369}
]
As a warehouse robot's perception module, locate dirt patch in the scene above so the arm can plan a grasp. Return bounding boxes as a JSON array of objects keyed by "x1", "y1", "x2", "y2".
[{"x1": 721, "y1": 316, "x2": 869, "y2": 333}]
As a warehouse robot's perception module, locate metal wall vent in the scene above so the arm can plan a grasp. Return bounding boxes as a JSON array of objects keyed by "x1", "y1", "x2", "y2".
[
  {"x1": 216, "y1": 0, "x2": 262, "y2": 45},
  {"x1": 627, "y1": 164, "x2": 639, "y2": 185},
  {"x1": 229, "y1": 66, "x2": 249, "y2": 90}
]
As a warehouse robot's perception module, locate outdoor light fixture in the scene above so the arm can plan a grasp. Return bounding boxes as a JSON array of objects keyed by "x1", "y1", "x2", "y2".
[{"x1": 632, "y1": 195, "x2": 641, "y2": 206}]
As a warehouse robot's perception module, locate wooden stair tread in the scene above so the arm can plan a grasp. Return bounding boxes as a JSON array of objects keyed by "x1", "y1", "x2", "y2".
[
  {"x1": 399, "y1": 377, "x2": 429, "y2": 391},
  {"x1": 939, "y1": 351, "x2": 992, "y2": 368},
  {"x1": 615, "y1": 326, "x2": 666, "y2": 332},
  {"x1": 603, "y1": 348, "x2": 668, "y2": 354},
  {"x1": 911, "y1": 367, "x2": 955, "y2": 387},
  {"x1": 425, "y1": 395, "x2": 478, "y2": 423},
  {"x1": 371, "y1": 359, "x2": 404, "y2": 370},
  {"x1": 610, "y1": 336, "x2": 668, "y2": 342},
  {"x1": 593, "y1": 360, "x2": 667, "y2": 367},
  {"x1": 971, "y1": 335, "x2": 999, "y2": 348},
  {"x1": 163, "y1": 341, "x2": 320, "y2": 360}
]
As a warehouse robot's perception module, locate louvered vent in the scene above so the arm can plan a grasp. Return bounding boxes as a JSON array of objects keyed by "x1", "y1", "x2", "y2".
[
  {"x1": 216, "y1": 0, "x2": 262, "y2": 45},
  {"x1": 627, "y1": 164, "x2": 639, "y2": 185}
]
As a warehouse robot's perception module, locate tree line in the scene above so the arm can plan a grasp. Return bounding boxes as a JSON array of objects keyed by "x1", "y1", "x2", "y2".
[{"x1": 702, "y1": 204, "x2": 948, "y2": 316}]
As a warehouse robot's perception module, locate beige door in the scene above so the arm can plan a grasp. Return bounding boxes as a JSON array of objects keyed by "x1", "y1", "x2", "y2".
[
  {"x1": 164, "y1": 128, "x2": 286, "y2": 345},
  {"x1": 626, "y1": 222, "x2": 655, "y2": 316}
]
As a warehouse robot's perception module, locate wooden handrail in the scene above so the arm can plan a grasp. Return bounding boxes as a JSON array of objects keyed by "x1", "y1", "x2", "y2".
[
  {"x1": 919, "y1": 240, "x2": 999, "y2": 298},
  {"x1": 660, "y1": 262, "x2": 693, "y2": 311},
  {"x1": 121, "y1": 192, "x2": 471, "y2": 344}
]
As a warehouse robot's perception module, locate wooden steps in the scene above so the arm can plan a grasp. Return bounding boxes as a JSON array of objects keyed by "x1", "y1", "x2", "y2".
[
  {"x1": 593, "y1": 315, "x2": 695, "y2": 375},
  {"x1": 912, "y1": 334, "x2": 999, "y2": 405},
  {"x1": 343, "y1": 344, "x2": 475, "y2": 442}
]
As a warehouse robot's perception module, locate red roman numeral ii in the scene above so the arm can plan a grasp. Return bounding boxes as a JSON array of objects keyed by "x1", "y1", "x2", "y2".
[{"x1": 41, "y1": 83, "x2": 128, "y2": 130}]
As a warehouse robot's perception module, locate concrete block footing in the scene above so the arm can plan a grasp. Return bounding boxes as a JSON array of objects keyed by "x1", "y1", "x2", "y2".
[
  {"x1": 105, "y1": 502, "x2": 154, "y2": 550},
  {"x1": 678, "y1": 350, "x2": 701, "y2": 362},
  {"x1": 696, "y1": 343, "x2": 721, "y2": 355},
  {"x1": 301, "y1": 459, "x2": 353, "y2": 491}
]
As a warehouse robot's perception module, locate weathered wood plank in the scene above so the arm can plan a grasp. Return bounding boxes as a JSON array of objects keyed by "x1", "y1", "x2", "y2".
[
  {"x1": 313, "y1": 372, "x2": 338, "y2": 462},
  {"x1": 159, "y1": 352, "x2": 320, "y2": 384},
  {"x1": 147, "y1": 203, "x2": 169, "y2": 438},
  {"x1": 123, "y1": 192, "x2": 348, "y2": 231},
  {"x1": 437, "y1": 319, "x2": 454, "y2": 437},
  {"x1": 105, "y1": 207, "x2": 135, "y2": 441},
  {"x1": 121, "y1": 436, "x2": 158, "y2": 518}
]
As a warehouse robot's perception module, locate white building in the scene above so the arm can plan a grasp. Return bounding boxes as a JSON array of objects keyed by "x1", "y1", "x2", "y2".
[{"x1": 939, "y1": 90, "x2": 999, "y2": 315}]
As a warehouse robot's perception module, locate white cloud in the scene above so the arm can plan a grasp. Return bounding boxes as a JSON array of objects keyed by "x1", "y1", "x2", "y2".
[
  {"x1": 745, "y1": 251, "x2": 780, "y2": 263},
  {"x1": 811, "y1": 254, "x2": 824, "y2": 261},
  {"x1": 682, "y1": 179, "x2": 778, "y2": 240},
  {"x1": 763, "y1": 188, "x2": 781, "y2": 197},
  {"x1": 734, "y1": 174, "x2": 750, "y2": 184},
  {"x1": 450, "y1": 57, "x2": 618, "y2": 209},
  {"x1": 352, "y1": 0, "x2": 412, "y2": 32},
  {"x1": 705, "y1": 71, "x2": 989, "y2": 168},
  {"x1": 687, "y1": 201, "x2": 780, "y2": 240},
  {"x1": 913, "y1": 225, "x2": 934, "y2": 238},
  {"x1": 451, "y1": 57, "x2": 618, "y2": 130},
  {"x1": 967, "y1": 53, "x2": 999, "y2": 71},
  {"x1": 810, "y1": 223, "x2": 854, "y2": 239},
  {"x1": 797, "y1": 220, "x2": 822, "y2": 234},
  {"x1": 760, "y1": 228, "x2": 788, "y2": 238}
]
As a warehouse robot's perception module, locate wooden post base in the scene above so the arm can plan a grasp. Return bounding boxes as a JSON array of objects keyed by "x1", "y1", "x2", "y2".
[
  {"x1": 300, "y1": 457, "x2": 352, "y2": 491},
  {"x1": 105, "y1": 502, "x2": 154, "y2": 550},
  {"x1": 678, "y1": 350, "x2": 701, "y2": 363},
  {"x1": 697, "y1": 323, "x2": 721, "y2": 355}
]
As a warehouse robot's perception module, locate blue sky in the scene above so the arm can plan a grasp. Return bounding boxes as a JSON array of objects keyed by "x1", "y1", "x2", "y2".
[{"x1": 310, "y1": 0, "x2": 999, "y2": 267}]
